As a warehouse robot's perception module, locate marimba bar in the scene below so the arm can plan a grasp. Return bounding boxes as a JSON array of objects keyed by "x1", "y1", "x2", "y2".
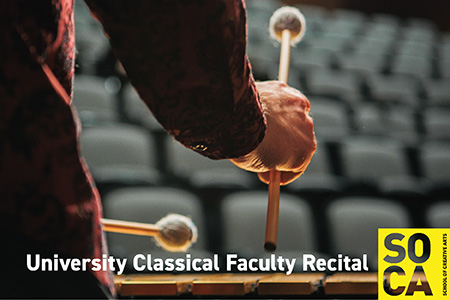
[
  {"x1": 115, "y1": 274, "x2": 195, "y2": 296},
  {"x1": 115, "y1": 272, "x2": 410, "y2": 297},
  {"x1": 257, "y1": 273, "x2": 323, "y2": 295},
  {"x1": 323, "y1": 273, "x2": 378, "y2": 295},
  {"x1": 114, "y1": 272, "x2": 427, "y2": 297}
]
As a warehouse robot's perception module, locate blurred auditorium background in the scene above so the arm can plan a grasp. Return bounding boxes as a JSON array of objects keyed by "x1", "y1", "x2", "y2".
[{"x1": 73, "y1": 0, "x2": 450, "y2": 272}]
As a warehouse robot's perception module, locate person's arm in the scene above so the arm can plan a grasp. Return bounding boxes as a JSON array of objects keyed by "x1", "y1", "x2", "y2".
[
  {"x1": 84, "y1": 0, "x2": 316, "y2": 184},
  {"x1": 83, "y1": 0, "x2": 266, "y2": 159}
]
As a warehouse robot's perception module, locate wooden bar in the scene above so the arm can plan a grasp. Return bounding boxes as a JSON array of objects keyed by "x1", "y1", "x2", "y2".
[
  {"x1": 114, "y1": 272, "x2": 391, "y2": 297},
  {"x1": 257, "y1": 273, "x2": 323, "y2": 295},
  {"x1": 324, "y1": 273, "x2": 378, "y2": 295},
  {"x1": 114, "y1": 274, "x2": 204, "y2": 296},
  {"x1": 192, "y1": 273, "x2": 266, "y2": 296}
]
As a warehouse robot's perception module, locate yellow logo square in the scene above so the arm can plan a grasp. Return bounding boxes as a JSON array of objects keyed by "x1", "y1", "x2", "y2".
[{"x1": 379, "y1": 228, "x2": 449, "y2": 299}]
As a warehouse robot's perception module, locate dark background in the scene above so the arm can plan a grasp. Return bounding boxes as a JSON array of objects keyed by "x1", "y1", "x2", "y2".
[{"x1": 283, "y1": 0, "x2": 450, "y2": 31}]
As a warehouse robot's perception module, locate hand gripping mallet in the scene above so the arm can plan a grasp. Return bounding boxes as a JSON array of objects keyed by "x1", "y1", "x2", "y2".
[
  {"x1": 101, "y1": 214, "x2": 198, "y2": 252},
  {"x1": 264, "y1": 7, "x2": 306, "y2": 251}
]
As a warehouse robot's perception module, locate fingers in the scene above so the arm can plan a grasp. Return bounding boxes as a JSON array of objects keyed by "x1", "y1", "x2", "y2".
[
  {"x1": 258, "y1": 171, "x2": 303, "y2": 185},
  {"x1": 281, "y1": 172, "x2": 303, "y2": 184},
  {"x1": 257, "y1": 172, "x2": 270, "y2": 184},
  {"x1": 232, "y1": 80, "x2": 316, "y2": 182}
]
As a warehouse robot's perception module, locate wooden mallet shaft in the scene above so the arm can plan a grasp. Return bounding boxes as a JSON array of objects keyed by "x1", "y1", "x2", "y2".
[
  {"x1": 265, "y1": 6, "x2": 305, "y2": 251},
  {"x1": 101, "y1": 218, "x2": 159, "y2": 237},
  {"x1": 264, "y1": 29, "x2": 292, "y2": 252},
  {"x1": 101, "y1": 214, "x2": 198, "y2": 252},
  {"x1": 265, "y1": 168, "x2": 281, "y2": 251},
  {"x1": 278, "y1": 29, "x2": 293, "y2": 83}
]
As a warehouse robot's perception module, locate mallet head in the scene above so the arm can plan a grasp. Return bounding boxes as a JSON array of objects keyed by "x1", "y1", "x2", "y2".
[{"x1": 269, "y1": 6, "x2": 306, "y2": 46}]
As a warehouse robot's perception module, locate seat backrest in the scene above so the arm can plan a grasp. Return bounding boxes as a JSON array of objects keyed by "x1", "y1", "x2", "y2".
[
  {"x1": 420, "y1": 141, "x2": 450, "y2": 182},
  {"x1": 72, "y1": 75, "x2": 117, "y2": 121},
  {"x1": 80, "y1": 124, "x2": 156, "y2": 171},
  {"x1": 340, "y1": 136, "x2": 409, "y2": 181},
  {"x1": 166, "y1": 137, "x2": 253, "y2": 185},
  {"x1": 353, "y1": 103, "x2": 384, "y2": 136},
  {"x1": 423, "y1": 107, "x2": 450, "y2": 141},
  {"x1": 122, "y1": 84, "x2": 164, "y2": 131},
  {"x1": 309, "y1": 97, "x2": 351, "y2": 140},
  {"x1": 221, "y1": 191, "x2": 317, "y2": 256},
  {"x1": 300, "y1": 141, "x2": 331, "y2": 176},
  {"x1": 103, "y1": 187, "x2": 207, "y2": 258},
  {"x1": 425, "y1": 201, "x2": 450, "y2": 228},
  {"x1": 326, "y1": 196, "x2": 411, "y2": 268}
]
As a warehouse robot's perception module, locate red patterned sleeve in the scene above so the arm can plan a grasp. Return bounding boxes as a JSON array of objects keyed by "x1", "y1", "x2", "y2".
[{"x1": 84, "y1": 0, "x2": 266, "y2": 159}]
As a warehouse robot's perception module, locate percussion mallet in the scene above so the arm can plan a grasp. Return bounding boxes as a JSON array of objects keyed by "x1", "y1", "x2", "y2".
[
  {"x1": 264, "y1": 6, "x2": 306, "y2": 252},
  {"x1": 101, "y1": 214, "x2": 198, "y2": 252}
]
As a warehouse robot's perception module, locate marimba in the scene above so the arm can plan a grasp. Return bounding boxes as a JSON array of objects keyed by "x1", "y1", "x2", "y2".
[{"x1": 114, "y1": 272, "x2": 382, "y2": 298}]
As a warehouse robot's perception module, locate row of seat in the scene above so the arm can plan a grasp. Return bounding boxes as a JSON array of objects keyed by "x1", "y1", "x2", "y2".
[
  {"x1": 310, "y1": 97, "x2": 450, "y2": 145},
  {"x1": 249, "y1": 29, "x2": 449, "y2": 80},
  {"x1": 78, "y1": 120, "x2": 450, "y2": 199},
  {"x1": 72, "y1": 0, "x2": 450, "y2": 147},
  {"x1": 102, "y1": 185, "x2": 450, "y2": 272},
  {"x1": 250, "y1": 62, "x2": 450, "y2": 108},
  {"x1": 72, "y1": 75, "x2": 450, "y2": 147}
]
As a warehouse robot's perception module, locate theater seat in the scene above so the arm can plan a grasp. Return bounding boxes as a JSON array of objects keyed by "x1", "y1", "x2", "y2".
[
  {"x1": 306, "y1": 69, "x2": 362, "y2": 105},
  {"x1": 326, "y1": 196, "x2": 411, "y2": 270},
  {"x1": 419, "y1": 141, "x2": 450, "y2": 194},
  {"x1": 422, "y1": 107, "x2": 450, "y2": 141},
  {"x1": 122, "y1": 84, "x2": 164, "y2": 131},
  {"x1": 308, "y1": 97, "x2": 352, "y2": 141},
  {"x1": 425, "y1": 201, "x2": 450, "y2": 228},
  {"x1": 103, "y1": 186, "x2": 211, "y2": 271},
  {"x1": 165, "y1": 137, "x2": 255, "y2": 189},
  {"x1": 79, "y1": 124, "x2": 161, "y2": 188},
  {"x1": 367, "y1": 74, "x2": 420, "y2": 107},
  {"x1": 287, "y1": 141, "x2": 345, "y2": 197},
  {"x1": 221, "y1": 191, "x2": 318, "y2": 270},
  {"x1": 72, "y1": 75, "x2": 119, "y2": 125},
  {"x1": 339, "y1": 135, "x2": 427, "y2": 196}
]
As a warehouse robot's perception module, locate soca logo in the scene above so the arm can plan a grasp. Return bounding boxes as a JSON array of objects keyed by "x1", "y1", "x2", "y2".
[{"x1": 382, "y1": 233, "x2": 433, "y2": 296}]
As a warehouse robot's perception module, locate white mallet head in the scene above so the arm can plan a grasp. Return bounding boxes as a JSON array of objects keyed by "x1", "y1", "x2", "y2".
[
  {"x1": 155, "y1": 214, "x2": 198, "y2": 252},
  {"x1": 269, "y1": 6, "x2": 306, "y2": 46}
]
